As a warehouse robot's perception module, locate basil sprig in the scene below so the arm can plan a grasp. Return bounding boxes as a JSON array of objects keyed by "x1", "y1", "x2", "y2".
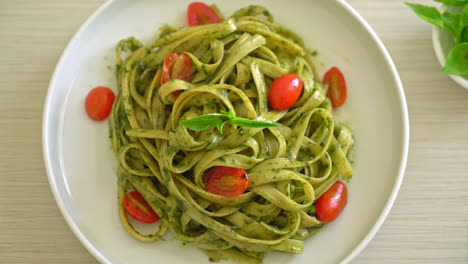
[
  {"x1": 406, "y1": 1, "x2": 468, "y2": 75},
  {"x1": 180, "y1": 110, "x2": 278, "y2": 134}
]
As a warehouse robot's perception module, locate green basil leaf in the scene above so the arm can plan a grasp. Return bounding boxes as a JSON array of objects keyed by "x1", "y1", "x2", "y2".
[
  {"x1": 230, "y1": 117, "x2": 278, "y2": 128},
  {"x1": 461, "y1": 4, "x2": 468, "y2": 26},
  {"x1": 460, "y1": 26, "x2": 468, "y2": 42},
  {"x1": 180, "y1": 114, "x2": 222, "y2": 131},
  {"x1": 435, "y1": 0, "x2": 468, "y2": 7},
  {"x1": 216, "y1": 119, "x2": 228, "y2": 134},
  {"x1": 226, "y1": 109, "x2": 235, "y2": 119},
  {"x1": 441, "y1": 12, "x2": 462, "y2": 43},
  {"x1": 405, "y1": 2, "x2": 444, "y2": 27},
  {"x1": 442, "y1": 42, "x2": 468, "y2": 75}
]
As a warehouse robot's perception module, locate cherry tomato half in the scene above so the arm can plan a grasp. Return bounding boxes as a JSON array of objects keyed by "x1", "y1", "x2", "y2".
[
  {"x1": 85, "y1": 86, "x2": 115, "y2": 121},
  {"x1": 123, "y1": 191, "x2": 159, "y2": 224},
  {"x1": 316, "y1": 180, "x2": 348, "y2": 223},
  {"x1": 161, "y1": 52, "x2": 192, "y2": 99},
  {"x1": 187, "y1": 2, "x2": 220, "y2": 26},
  {"x1": 323, "y1": 67, "x2": 347, "y2": 108},
  {"x1": 268, "y1": 73, "x2": 303, "y2": 111},
  {"x1": 204, "y1": 166, "x2": 248, "y2": 198}
]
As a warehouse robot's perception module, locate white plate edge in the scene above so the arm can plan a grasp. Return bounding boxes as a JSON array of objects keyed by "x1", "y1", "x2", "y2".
[
  {"x1": 338, "y1": 1, "x2": 409, "y2": 263},
  {"x1": 42, "y1": 0, "x2": 115, "y2": 263}
]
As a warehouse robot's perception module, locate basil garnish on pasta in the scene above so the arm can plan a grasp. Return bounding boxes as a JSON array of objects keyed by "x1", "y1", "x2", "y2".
[{"x1": 181, "y1": 109, "x2": 278, "y2": 134}]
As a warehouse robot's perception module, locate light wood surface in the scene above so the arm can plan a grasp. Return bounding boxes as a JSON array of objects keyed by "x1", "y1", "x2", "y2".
[{"x1": 0, "y1": 0, "x2": 467, "y2": 263}]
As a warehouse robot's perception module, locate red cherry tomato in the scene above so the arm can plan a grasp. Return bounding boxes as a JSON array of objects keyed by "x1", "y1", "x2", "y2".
[
  {"x1": 316, "y1": 181, "x2": 348, "y2": 222},
  {"x1": 204, "y1": 166, "x2": 248, "y2": 197},
  {"x1": 323, "y1": 67, "x2": 347, "y2": 108},
  {"x1": 187, "y1": 2, "x2": 220, "y2": 26},
  {"x1": 267, "y1": 73, "x2": 303, "y2": 110},
  {"x1": 123, "y1": 191, "x2": 159, "y2": 224},
  {"x1": 85, "y1": 86, "x2": 115, "y2": 121},
  {"x1": 161, "y1": 52, "x2": 192, "y2": 99}
]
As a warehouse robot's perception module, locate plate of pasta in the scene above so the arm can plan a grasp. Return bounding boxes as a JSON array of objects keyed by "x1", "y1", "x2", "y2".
[{"x1": 42, "y1": 1, "x2": 409, "y2": 264}]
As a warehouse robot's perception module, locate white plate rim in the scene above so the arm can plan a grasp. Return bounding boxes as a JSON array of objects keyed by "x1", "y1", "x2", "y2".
[{"x1": 42, "y1": 0, "x2": 410, "y2": 263}]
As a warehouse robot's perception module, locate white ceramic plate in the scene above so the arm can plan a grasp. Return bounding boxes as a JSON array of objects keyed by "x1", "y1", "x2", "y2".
[{"x1": 43, "y1": 0, "x2": 409, "y2": 263}]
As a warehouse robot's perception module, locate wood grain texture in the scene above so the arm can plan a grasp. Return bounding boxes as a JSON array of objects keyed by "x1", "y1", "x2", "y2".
[{"x1": 0, "y1": 0, "x2": 466, "y2": 263}]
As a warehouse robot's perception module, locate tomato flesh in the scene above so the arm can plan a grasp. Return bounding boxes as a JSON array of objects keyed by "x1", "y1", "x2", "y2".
[
  {"x1": 204, "y1": 166, "x2": 248, "y2": 197},
  {"x1": 161, "y1": 52, "x2": 191, "y2": 99},
  {"x1": 316, "y1": 181, "x2": 348, "y2": 222},
  {"x1": 123, "y1": 191, "x2": 159, "y2": 224},
  {"x1": 323, "y1": 67, "x2": 347, "y2": 108},
  {"x1": 268, "y1": 73, "x2": 303, "y2": 110},
  {"x1": 187, "y1": 2, "x2": 220, "y2": 26},
  {"x1": 85, "y1": 86, "x2": 115, "y2": 121}
]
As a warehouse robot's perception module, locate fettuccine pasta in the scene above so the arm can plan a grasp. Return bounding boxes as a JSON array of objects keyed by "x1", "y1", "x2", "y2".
[{"x1": 109, "y1": 4, "x2": 354, "y2": 264}]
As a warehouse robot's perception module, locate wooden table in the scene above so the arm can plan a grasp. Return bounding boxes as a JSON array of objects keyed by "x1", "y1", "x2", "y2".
[{"x1": 1, "y1": 0, "x2": 467, "y2": 263}]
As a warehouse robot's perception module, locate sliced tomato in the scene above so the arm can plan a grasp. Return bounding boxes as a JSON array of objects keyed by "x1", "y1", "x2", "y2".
[
  {"x1": 204, "y1": 166, "x2": 248, "y2": 197},
  {"x1": 268, "y1": 73, "x2": 303, "y2": 110},
  {"x1": 187, "y1": 2, "x2": 220, "y2": 26},
  {"x1": 323, "y1": 67, "x2": 347, "y2": 108},
  {"x1": 85, "y1": 86, "x2": 115, "y2": 121},
  {"x1": 123, "y1": 191, "x2": 159, "y2": 224},
  {"x1": 316, "y1": 181, "x2": 348, "y2": 222},
  {"x1": 161, "y1": 52, "x2": 191, "y2": 99}
]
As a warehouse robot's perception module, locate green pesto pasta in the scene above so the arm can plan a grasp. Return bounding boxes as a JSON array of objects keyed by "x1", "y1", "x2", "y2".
[{"x1": 109, "y1": 5, "x2": 354, "y2": 264}]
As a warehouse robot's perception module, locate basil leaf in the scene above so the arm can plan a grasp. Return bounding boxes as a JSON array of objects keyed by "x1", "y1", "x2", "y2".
[
  {"x1": 461, "y1": 26, "x2": 468, "y2": 42},
  {"x1": 216, "y1": 119, "x2": 228, "y2": 134},
  {"x1": 461, "y1": 4, "x2": 468, "y2": 26},
  {"x1": 230, "y1": 117, "x2": 278, "y2": 128},
  {"x1": 220, "y1": 109, "x2": 235, "y2": 120},
  {"x1": 406, "y1": 3, "x2": 444, "y2": 27},
  {"x1": 459, "y1": 5, "x2": 468, "y2": 41},
  {"x1": 441, "y1": 12, "x2": 462, "y2": 43},
  {"x1": 435, "y1": 0, "x2": 468, "y2": 6},
  {"x1": 180, "y1": 114, "x2": 222, "y2": 131},
  {"x1": 442, "y1": 42, "x2": 468, "y2": 75},
  {"x1": 226, "y1": 109, "x2": 235, "y2": 119}
]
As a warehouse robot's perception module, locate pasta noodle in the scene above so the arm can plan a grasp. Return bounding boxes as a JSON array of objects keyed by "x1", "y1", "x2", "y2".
[{"x1": 109, "y1": 5, "x2": 354, "y2": 263}]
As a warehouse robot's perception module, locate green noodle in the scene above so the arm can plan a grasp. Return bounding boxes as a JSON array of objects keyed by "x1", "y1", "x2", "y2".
[{"x1": 109, "y1": 5, "x2": 354, "y2": 263}]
